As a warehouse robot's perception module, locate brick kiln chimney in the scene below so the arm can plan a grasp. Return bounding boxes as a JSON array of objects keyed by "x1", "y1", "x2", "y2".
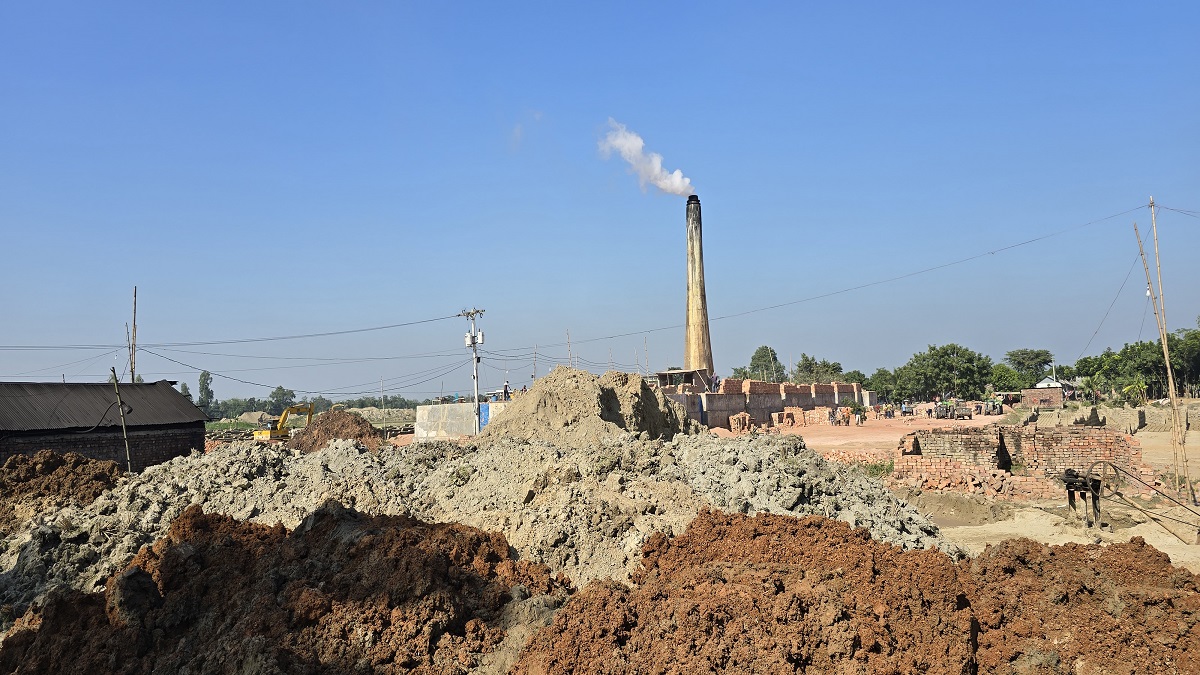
[{"x1": 684, "y1": 194, "x2": 714, "y2": 377}]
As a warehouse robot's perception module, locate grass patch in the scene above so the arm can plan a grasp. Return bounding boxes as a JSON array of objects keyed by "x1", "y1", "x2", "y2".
[{"x1": 864, "y1": 460, "x2": 894, "y2": 478}]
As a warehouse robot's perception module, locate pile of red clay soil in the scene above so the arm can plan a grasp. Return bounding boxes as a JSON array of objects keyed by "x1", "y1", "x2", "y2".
[
  {"x1": 0, "y1": 502, "x2": 568, "y2": 674},
  {"x1": 0, "y1": 450, "x2": 121, "y2": 537},
  {"x1": 967, "y1": 536, "x2": 1200, "y2": 673},
  {"x1": 288, "y1": 409, "x2": 381, "y2": 453},
  {"x1": 515, "y1": 510, "x2": 1200, "y2": 674}
]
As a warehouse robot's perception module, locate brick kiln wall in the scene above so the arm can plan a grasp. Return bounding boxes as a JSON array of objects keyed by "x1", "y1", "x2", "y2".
[
  {"x1": 893, "y1": 423, "x2": 1152, "y2": 501},
  {"x1": 0, "y1": 423, "x2": 204, "y2": 472}
]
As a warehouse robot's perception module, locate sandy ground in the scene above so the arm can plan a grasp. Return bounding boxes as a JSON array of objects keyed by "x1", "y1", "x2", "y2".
[{"x1": 782, "y1": 411, "x2": 1200, "y2": 574}]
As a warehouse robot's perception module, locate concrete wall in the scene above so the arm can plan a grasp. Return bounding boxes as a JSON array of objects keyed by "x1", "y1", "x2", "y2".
[
  {"x1": 745, "y1": 393, "x2": 784, "y2": 427},
  {"x1": 811, "y1": 384, "x2": 836, "y2": 407},
  {"x1": 699, "y1": 393, "x2": 745, "y2": 429},
  {"x1": 861, "y1": 390, "x2": 878, "y2": 407},
  {"x1": 0, "y1": 423, "x2": 204, "y2": 472},
  {"x1": 665, "y1": 393, "x2": 703, "y2": 425},
  {"x1": 415, "y1": 402, "x2": 508, "y2": 439}
]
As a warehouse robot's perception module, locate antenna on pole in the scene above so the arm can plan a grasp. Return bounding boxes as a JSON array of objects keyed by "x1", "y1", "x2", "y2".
[
  {"x1": 459, "y1": 308, "x2": 486, "y2": 434},
  {"x1": 130, "y1": 286, "x2": 137, "y2": 383}
]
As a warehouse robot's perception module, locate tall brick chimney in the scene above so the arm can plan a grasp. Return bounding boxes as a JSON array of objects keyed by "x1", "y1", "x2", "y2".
[{"x1": 684, "y1": 194, "x2": 714, "y2": 376}]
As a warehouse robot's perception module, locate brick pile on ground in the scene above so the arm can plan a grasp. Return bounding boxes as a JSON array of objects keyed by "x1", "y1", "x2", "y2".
[
  {"x1": 288, "y1": 409, "x2": 381, "y2": 453},
  {"x1": 0, "y1": 451, "x2": 121, "y2": 538},
  {"x1": 516, "y1": 510, "x2": 1200, "y2": 674},
  {"x1": 478, "y1": 366, "x2": 700, "y2": 446},
  {"x1": 0, "y1": 503, "x2": 569, "y2": 674}
]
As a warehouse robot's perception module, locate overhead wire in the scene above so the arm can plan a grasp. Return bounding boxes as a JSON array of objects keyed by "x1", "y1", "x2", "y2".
[
  {"x1": 0, "y1": 313, "x2": 460, "y2": 351},
  {"x1": 1075, "y1": 255, "x2": 1140, "y2": 362},
  {"x1": 138, "y1": 348, "x2": 468, "y2": 397},
  {"x1": 481, "y1": 203, "x2": 1151, "y2": 353}
]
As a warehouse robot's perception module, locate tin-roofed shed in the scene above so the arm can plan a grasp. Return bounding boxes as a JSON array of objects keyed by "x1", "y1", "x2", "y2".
[{"x1": 0, "y1": 381, "x2": 207, "y2": 471}]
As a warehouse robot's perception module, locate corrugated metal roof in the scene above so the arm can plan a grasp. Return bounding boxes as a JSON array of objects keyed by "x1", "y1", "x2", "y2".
[{"x1": 0, "y1": 381, "x2": 208, "y2": 432}]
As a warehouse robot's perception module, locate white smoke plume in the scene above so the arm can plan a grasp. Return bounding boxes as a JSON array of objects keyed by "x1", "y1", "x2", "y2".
[{"x1": 599, "y1": 118, "x2": 695, "y2": 196}]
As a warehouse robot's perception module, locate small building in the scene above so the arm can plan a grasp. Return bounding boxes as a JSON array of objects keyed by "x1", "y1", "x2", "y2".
[
  {"x1": 1021, "y1": 377, "x2": 1064, "y2": 409},
  {"x1": 0, "y1": 381, "x2": 208, "y2": 471}
]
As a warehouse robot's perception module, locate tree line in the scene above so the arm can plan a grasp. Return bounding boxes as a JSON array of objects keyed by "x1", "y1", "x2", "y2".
[
  {"x1": 187, "y1": 371, "x2": 430, "y2": 419},
  {"x1": 730, "y1": 317, "x2": 1200, "y2": 404}
]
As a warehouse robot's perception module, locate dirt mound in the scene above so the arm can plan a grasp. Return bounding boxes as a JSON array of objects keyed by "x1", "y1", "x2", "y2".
[
  {"x1": 0, "y1": 502, "x2": 569, "y2": 674},
  {"x1": 515, "y1": 509, "x2": 974, "y2": 674},
  {"x1": 288, "y1": 409, "x2": 381, "y2": 453},
  {"x1": 0, "y1": 451, "x2": 120, "y2": 537},
  {"x1": 480, "y1": 367, "x2": 698, "y2": 445},
  {"x1": 516, "y1": 510, "x2": 1200, "y2": 674},
  {"x1": 968, "y1": 536, "x2": 1200, "y2": 673}
]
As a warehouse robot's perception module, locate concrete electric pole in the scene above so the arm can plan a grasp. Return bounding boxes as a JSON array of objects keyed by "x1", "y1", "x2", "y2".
[{"x1": 460, "y1": 308, "x2": 486, "y2": 434}]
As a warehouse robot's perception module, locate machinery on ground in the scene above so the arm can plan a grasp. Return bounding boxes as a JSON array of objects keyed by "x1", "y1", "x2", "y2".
[{"x1": 253, "y1": 403, "x2": 315, "y2": 441}]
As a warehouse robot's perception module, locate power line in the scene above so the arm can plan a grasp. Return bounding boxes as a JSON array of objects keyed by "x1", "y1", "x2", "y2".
[
  {"x1": 1075, "y1": 255, "x2": 1140, "y2": 361},
  {"x1": 486, "y1": 202, "x2": 1151, "y2": 353},
  {"x1": 138, "y1": 348, "x2": 468, "y2": 397},
  {"x1": 0, "y1": 313, "x2": 460, "y2": 351}
]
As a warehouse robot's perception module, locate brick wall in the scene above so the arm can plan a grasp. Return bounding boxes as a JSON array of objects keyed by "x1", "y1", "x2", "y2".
[
  {"x1": 717, "y1": 378, "x2": 743, "y2": 395},
  {"x1": 742, "y1": 380, "x2": 779, "y2": 395},
  {"x1": 891, "y1": 423, "x2": 1153, "y2": 501},
  {"x1": 0, "y1": 423, "x2": 204, "y2": 472},
  {"x1": 1020, "y1": 386, "x2": 1064, "y2": 409}
]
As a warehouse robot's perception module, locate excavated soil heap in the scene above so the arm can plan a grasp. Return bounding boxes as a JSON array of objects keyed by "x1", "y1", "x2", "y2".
[
  {"x1": 480, "y1": 367, "x2": 699, "y2": 446},
  {"x1": 968, "y1": 537, "x2": 1200, "y2": 673},
  {"x1": 516, "y1": 509, "x2": 974, "y2": 674},
  {"x1": 516, "y1": 510, "x2": 1200, "y2": 674},
  {"x1": 0, "y1": 451, "x2": 120, "y2": 537},
  {"x1": 0, "y1": 502, "x2": 569, "y2": 674},
  {"x1": 288, "y1": 409, "x2": 381, "y2": 453}
]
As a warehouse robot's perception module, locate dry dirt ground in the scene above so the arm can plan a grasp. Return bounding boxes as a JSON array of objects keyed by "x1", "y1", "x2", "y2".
[{"x1": 790, "y1": 410, "x2": 1200, "y2": 575}]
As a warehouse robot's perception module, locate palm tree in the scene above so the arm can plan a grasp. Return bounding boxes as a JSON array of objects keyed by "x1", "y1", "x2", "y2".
[{"x1": 1121, "y1": 377, "x2": 1148, "y2": 406}]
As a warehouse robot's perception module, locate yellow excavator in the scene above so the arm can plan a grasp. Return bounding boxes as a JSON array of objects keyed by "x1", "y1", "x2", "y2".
[{"x1": 253, "y1": 403, "x2": 315, "y2": 441}]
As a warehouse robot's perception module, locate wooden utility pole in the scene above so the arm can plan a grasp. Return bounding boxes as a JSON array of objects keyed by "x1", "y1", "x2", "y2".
[
  {"x1": 130, "y1": 286, "x2": 137, "y2": 383},
  {"x1": 1134, "y1": 221, "x2": 1192, "y2": 501},
  {"x1": 566, "y1": 330, "x2": 573, "y2": 369},
  {"x1": 110, "y1": 367, "x2": 133, "y2": 473}
]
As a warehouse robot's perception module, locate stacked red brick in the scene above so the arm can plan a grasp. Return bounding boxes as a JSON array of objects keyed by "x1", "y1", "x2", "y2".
[{"x1": 891, "y1": 424, "x2": 1154, "y2": 501}]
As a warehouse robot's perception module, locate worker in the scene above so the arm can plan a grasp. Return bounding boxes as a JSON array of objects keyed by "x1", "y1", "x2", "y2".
[{"x1": 503, "y1": 380, "x2": 510, "y2": 401}]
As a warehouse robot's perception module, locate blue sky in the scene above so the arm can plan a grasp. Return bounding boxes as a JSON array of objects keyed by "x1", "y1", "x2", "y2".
[{"x1": 2, "y1": 2, "x2": 1197, "y2": 400}]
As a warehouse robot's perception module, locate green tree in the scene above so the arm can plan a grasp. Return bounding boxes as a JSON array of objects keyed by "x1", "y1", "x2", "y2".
[
  {"x1": 864, "y1": 368, "x2": 897, "y2": 402},
  {"x1": 178, "y1": 382, "x2": 192, "y2": 399},
  {"x1": 134, "y1": 374, "x2": 144, "y2": 384},
  {"x1": 989, "y1": 364, "x2": 1023, "y2": 392},
  {"x1": 732, "y1": 346, "x2": 786, "y2": 382},
  {"x1": 790, "y1": 353, "x2": 843, "y2": 384},
  {"x1": 197, "y1": 371, "x2": 215, "y2": 413},
  {"x1": 266, "y1": 386, "x2": 297, "y2": 415},
  {"x1": 893, "y1": 344, "x2": 993, "y2": 401},
  {"x1": 1004, "y1": 349, "x2": 1054, "y2": 388}
]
